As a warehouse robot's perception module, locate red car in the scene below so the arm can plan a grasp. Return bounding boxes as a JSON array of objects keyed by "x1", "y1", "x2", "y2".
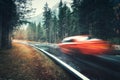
[{"x1": 58, "y1": 35, "x2": 112, "y2": 55}]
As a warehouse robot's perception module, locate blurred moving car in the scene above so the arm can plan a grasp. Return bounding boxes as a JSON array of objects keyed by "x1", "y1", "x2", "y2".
[{"x1": 58, "y1": 35, "x2": 112, "y2": 55}]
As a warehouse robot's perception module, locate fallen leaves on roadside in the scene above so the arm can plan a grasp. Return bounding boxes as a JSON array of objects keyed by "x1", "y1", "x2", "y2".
[{"x1": 0, "y1": 43, "x2": 72, "y2": 80}]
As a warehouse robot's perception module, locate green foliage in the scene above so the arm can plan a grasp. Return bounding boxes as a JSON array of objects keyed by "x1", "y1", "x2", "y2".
[
  {"x1": 43, "y1": 3, "x2": 53, "y2": 42},
  {"x1": 71, "y1": 0, "x2": 118, "y2": 40},
  {"x1": 40, "y1": 0, "x2": 120, "y2": 43},
  {"x1": 27, "y1": 22, "x2": 36, "y2": 40},
  {"x1": 0, "y1": 0, "x2": 33, "y2": 49},
  {"x1": 14, "y1": 0, "x2": 120, "y2": 44},
  {"x1": 58, "y1": 1, "x2": 72, "y2": 39}
]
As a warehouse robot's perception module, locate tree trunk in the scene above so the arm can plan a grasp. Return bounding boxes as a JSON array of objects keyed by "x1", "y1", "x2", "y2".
[
  {"x1": 0, "y1": 15, "x2": 2, "y2": 49},
  {"x1": 1, "y1": 26, "x2": 12, "y2": 49},
  {"x1": 1, "y1": 11, "x2": 12, "y2": 49}
]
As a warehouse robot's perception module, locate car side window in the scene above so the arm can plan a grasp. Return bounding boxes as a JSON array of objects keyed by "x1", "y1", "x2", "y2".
[
  {"x1": 87, "y1": 36, "x2": 92, "y2": 40},
  {"x1": 62, "y1": 39, "x2": 74, "y2": 43}
]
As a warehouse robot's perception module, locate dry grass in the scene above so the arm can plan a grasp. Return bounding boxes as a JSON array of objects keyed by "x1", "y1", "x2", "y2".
[{"x1": 0, "y1": 43, "x2": 73, "y2": 80}]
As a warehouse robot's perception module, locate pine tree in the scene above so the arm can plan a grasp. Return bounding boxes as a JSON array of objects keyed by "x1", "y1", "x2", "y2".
[
  {"x1": 0, "y1": 0, "x2": 32, "y2": 49},
  {"x1": 72, "y1": 0, "x2": 115, "y2": 39},
  {"x1": 43, "y1": 3, "x2": 52, "y2": 42},
  {"x1": 58, "y1": 0, "x2": 64, "y2": 39},
  {"x1": 52, "y1": 12, "x2": 59, "y2": 42},
  {"x1": 71, "y1": 0, "x2": 85, "y2": 35}
]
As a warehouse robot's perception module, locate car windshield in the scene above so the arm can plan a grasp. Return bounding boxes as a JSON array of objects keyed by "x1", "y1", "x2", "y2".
[{"x1": 62, "y1": 36, "x2": 89, "y2": 42}]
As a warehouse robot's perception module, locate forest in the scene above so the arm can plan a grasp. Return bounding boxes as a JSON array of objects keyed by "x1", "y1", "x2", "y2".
[
  {"x1": 1, "y1": 0, "x2": 120, "y2": 49},
  {"x1": 14, "y1": 0, "x2": 120, "y2": 44}
]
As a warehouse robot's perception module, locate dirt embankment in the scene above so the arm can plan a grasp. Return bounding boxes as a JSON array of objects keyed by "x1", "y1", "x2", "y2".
[{"x1": 0, "y1": 43, "x2": 73, "y2": 80}]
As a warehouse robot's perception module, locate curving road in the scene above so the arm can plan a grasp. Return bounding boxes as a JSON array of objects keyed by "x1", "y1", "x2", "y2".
[{"x1": 16, "y1": 40, "x2": 120, "y2": 80}]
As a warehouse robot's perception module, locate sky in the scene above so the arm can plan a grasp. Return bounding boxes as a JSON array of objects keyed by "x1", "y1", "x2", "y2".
[{"x1": 31, "y1": 0, "x2": 72, "y2": 16}]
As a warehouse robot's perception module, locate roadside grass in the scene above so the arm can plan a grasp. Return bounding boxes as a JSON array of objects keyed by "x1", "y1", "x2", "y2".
[{"x1": 0, "y1": 43, "x2": 73, "y2": 80}]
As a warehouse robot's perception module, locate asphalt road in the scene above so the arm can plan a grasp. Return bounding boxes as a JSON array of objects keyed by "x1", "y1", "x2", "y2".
[{"x1": 29, "y1": 42, "x2": 120, "y2": 80}]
